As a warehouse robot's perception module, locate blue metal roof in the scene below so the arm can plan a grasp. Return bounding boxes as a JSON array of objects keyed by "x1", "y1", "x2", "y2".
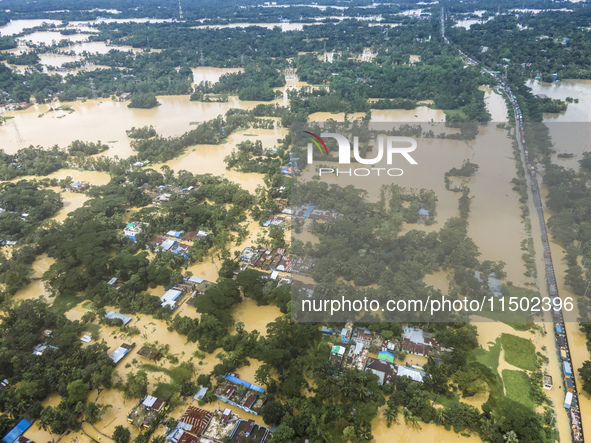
[
  {"x1": 224, "y1": 374, "x2": 251, "y2": 388},
  {"x1": 3, "y1": 418, "x2": 33, "y2": 443},
  {"x1": 250, "y1": 384, "x2": 265, "y2": 393},
  {"x1": 223, "y1": 374, "x2": 266, "y2": 393}
]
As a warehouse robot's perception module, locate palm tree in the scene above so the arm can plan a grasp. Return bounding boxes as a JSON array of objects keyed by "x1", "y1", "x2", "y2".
[
  {"x1": 402, "y1": 409, "x2": 421, "y2": 430},
  {"x1": 383, "y1": 406, "x2": 399, "y2": 427},
  {"x1": 408, "y1": 415, "x2": 422, "y2": 430},
  {"x1": 503, "y1": 431, "x2": 519, "y2": 443},
  {"x1": 358, "y1": 427, "x2": 373, "y2": 441},
  {"x1": 38, "y1": 409, "x2": 55, "y2": 443},
  {"x1": 402, "y1": 408, "x2": 413, "y2": 424},
  {"x1": 434, "y1": 408, "x2": 447, "y2": 425}
]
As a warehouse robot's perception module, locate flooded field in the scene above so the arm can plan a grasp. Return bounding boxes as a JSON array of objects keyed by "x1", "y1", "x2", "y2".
[
  {"x1": 371, "y1": 106, "x2": 446, "y2": 123},
  {"x1": 0, "y1": 18, "x2": 172, "y2": 36},
  {"x1": 192, "y1": 67, "x2": 242, "y2": 85},
  {"x1": 0, "y1": 95, "x2": 281, "y2": 158},
  {"x1": 526, "y1": 79, "x2": 591, "y2": 170},
  {"x1": 11, "y1": 253, "x2": 55, "y2": 303},
  {"x1": 301, "y1": 123, "x2": 528, "y2": 285},
  {"x1": 527, "y1": 79, "x2": 591, "y2": 122},
  {"x1": 232, "y1": 298, "x2": 282, "y2": 337},
  {"x1": 156, "y1": 127, "x2": 283, "y2": 192},
  {"x1": 480, "y1": 86, "x2": 509, "y2": 122},
  {"x1": 372, "y1": 408, "x2": 482, "y2": 443}
]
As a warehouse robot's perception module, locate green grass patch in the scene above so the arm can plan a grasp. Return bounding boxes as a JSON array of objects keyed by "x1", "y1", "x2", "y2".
[
  {"x1": 500, "y1": 333, "x2": 537, "y2": 371},
  {"x1": 476, "y1": 285, "x2": 538, "y2": 323},
  {"x1": 50, "y1": 294, "x2": 83, "y2": 315},
  {"x1": 472, "y1": 337, "x2": 501, "y2": 375},
  {"x1": 140, "y1": 364, "x2": 172, "y2": 377},
  {"x1": 152, "y1": 382, "x2": 177, "y2": 401},
  {"x1": 502, "y1": 369, "x2": 533, "y2": 408},
  {"x1": 82, "y1": 301, "x2": 94, "y2": 309},
  {"x1": 442, "y1": 107, "x2": 469, "y2": 120},
  {"x1": 505, "y1": 322, "x2": 533, "y2": 331}
]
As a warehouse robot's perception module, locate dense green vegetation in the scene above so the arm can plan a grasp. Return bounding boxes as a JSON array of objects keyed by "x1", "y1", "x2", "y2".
[
  {"x1": 0, "y1": 1, "x2": 582, "y2": 441},
  {"x1": 448, "y1": 6, "x2": 591, "y2": 79},
  {"x1": 0, "y1": 299, "x2": 114, "y2": 437},
  {"x1": 128, "y1": 92, "x2": 160, "y2": 109}
]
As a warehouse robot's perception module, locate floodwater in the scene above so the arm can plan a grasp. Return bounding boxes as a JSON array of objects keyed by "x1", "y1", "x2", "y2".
[
  {"x1": 20, "y1": 31, "x2": 89, "y2": 45},
  {"x1": 52, "y1": 191, "x2": 90, "y2": 221},
  {"x1": 192, "y1": 67, "x2": 242, "y2": 85},
  {"x1": 480, "y1": 86, "x2": 508, "y2": 122},
  {"x1": 10, "y1": 253, "x2": 55, "y2": 303},
  {"x1": 156, "y1": 128, "x2": 283, "y2": 192},
  {"x1": 307, "y1": 112, "x2": 366, "y2": 122},
  {"x1": 526, "y1": 79, "x2": 591, "y2": 169},
  {"x1": 0, "y1": 18, "x2": 172, "y2": 37},
  {"x1": 1, "y1": 95, "x2": 282, "y2": 158},
  {"x1": 372, "y1": 407, "x2": 482, "y2": 442},
  {"x1": 454, "y1": 17, "x2": 493, "y2": 30},
  {"x1": 0, "y1": 19, "x2": 62, "y2": 35},
  {"x1": 370, "y1": 107, "x2": 446, "y2": 123},
  {"x1": 423, "y1": 270, "x2": 450, "y2": 294},
  {"x1": 527, "y1": 79, "x2": 591, "y2": 122},
  {"x1": 191, "y1": 22, "x2": 320, "y2": 31},
  {"x1": 301, "y1": 123, "x2": 528, "y2": 285},
  {"x1": 232, "y1": 298, "x2": 282, "y2": 337}
]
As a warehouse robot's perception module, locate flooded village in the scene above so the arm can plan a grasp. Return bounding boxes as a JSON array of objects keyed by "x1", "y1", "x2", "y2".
[{"x1": 1, "y1": 2, "x2": 591, "y2": 443}]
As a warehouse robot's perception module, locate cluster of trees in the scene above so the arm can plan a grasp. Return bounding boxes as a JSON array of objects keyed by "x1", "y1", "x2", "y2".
[
  {"x1": 0, "y1": 0, "x2": 434, "y2": 23},
  {"x1": 223, "y1": 138, "x2": 291, "y2": 192},
  {"x1": 126, "y1": 125, "x2": 157, "y2": 139},
  {"x1": 447, "y1": 7, "x2": 591, "y2": 79},
  {"x1": 292, "y1": 49, "x2": 491, "y2": 120},
  {"x1": 0, "y1": 180, "x2": 63, "y2": 298},
  {"x1": 211, "y1": 63, "x2": 285, "y2": 102},
  {"x1": 0, "y1": 299, "x2": 114, "y2": 437},
  {"x1": 0, "y1": 140, "x2": 109, "y2": 180},
  {"x1": 128, "y1": 92, "x2": 160, "y2": 109},
  {"x1": 0, "y1": 58, "x2": 192, "y2": 105},
  {"x1": 290, "y1": 180, "x2": 492, "y2": 323}
]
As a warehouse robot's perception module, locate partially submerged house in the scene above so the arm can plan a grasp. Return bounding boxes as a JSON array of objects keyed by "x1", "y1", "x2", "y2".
[
  {"x1": 230, "y1": 419, "x2": 271, "y2": 443},
  {"x1": 2, "y1": 419, "x2": 33, "y2": 443},
  {"x1": 109, "y1": 343, "x2": 135, "y2": 364},
  {"x1": 166, "y1": 407, "x2": 213, "y2": 442},
  {"x1": 137, "y1": 346, "x2": 161, "y2": 362},
  {"x1": 105, "y1": 310, "x2": 133, "y2": 326},
  {"x1": 128, "y1": 396, "x2": 165, "y2": 428},
  {"x1": 400, "y1": 325, "x2": 449, "y2": 357},
  {"x1": 213, "y1": 374, "x2": 266, "y2": 415}
]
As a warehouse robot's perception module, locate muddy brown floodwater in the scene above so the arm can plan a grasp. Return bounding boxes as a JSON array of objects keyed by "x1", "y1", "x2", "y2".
[
  {"x1": 301, "y1": 124, "x2": 528, "y2": 285},
  {"x1": 372, "y1": 407, "x2": 482, "y2": 443},
  {"x1": 525, "y1": 79, "x2": 591, "y2": 170},
  {"x1": 1, "y1": 70, "x2": 569, "y2": 442},
  {"x1": 11, "y1": 253, "x2": 55, "y2": 303}
]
